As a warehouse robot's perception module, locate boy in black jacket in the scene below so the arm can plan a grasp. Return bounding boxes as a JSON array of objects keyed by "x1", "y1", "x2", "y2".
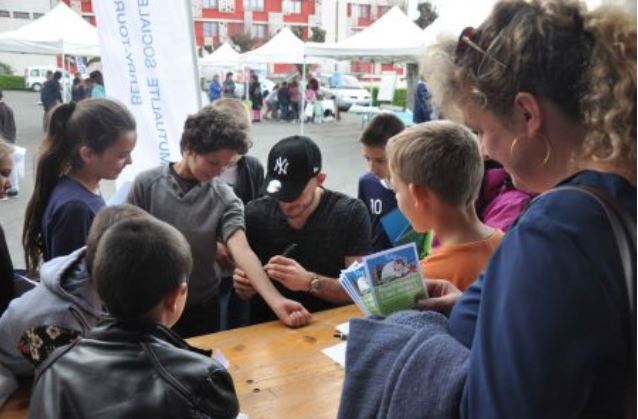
[{"x1": 29, "y1": 217, "x2": 239, "y2": 419}]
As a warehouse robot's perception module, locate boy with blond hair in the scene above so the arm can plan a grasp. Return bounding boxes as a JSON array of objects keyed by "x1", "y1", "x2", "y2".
[{"x1": 386, "y1": 121, "x2": 503, "y2": 291}]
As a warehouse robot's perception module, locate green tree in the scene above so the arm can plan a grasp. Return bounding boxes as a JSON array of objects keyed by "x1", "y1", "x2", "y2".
[
  {"x1": 86, "y1": 57, "x2": 101, "y2": 67},
  {"x1": 230, "y1": 31, "x2": 258, "y2": 52},
  {"x1": 291, "y1": 26, "x2": 304, "y2": 40},
  {"x1": 414, "y1": 2, "x2": 438, "y2": 29},
  {"x1": 0, "y1": 62, "x2": 13, "y2": 75},
  {"x1": 309, "y1": 27, "x2": 326, "y2": 43}
]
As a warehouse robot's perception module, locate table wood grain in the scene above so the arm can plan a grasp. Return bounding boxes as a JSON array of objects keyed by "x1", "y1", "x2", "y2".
[{"x1": 0, "y1": 305, "x2": 360, "y2": 419}]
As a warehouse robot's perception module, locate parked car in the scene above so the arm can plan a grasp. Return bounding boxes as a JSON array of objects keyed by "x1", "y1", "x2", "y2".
[
  {"x1": 24, "y1": 66, "x2": 71, "y2": 92},
  {"x1": 318, "y1": 74, "x2": 372, "y2": 111}
]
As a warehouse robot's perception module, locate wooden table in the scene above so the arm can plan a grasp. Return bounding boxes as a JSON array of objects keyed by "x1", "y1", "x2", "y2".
[
  {"x1": 0, "y1": 305, "x2": 360, "y2": 419},
  {"x1": 190, "y1": 305, "x2": 359, "y2": 419}
]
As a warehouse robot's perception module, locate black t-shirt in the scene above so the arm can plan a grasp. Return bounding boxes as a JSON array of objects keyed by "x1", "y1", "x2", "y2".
[{"x1": 245, "y1": 189, "x2": 371, "y2": 323}]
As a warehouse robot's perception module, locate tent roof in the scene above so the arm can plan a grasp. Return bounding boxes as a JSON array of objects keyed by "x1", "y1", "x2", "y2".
[
  {"x1": 421, "y1": 0, "x2": 494, "y2": 48},
  {"x1": 0, "y1": 2, "x2": 99, "y2": 56},
  {"x1": 242, "y1": 27, "x2": 324, "y2": 64},
  {"x1": 305, "y1": 7, "x2": 425, "y2": 62},
  {"x1": 199, "y1": 43, "x2": 240, "y2": 67}
]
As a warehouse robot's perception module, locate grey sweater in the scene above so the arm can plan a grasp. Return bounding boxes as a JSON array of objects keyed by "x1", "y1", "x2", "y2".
[
  {"x1": 0, "y1": 248, "x2": 104, "y2": 392},
  {"x1": 127, "y1": 164, "x2": 245, "y2": 306},
  {"x1": 338, "y1": 310, "x2": 469, "y2": 419}
]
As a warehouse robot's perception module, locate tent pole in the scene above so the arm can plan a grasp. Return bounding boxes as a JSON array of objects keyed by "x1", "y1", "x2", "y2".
[
  {"x1": 61, "y1": 50, "x2": 66, "y2": 103},
  {"x1": 185, "y1": 0, "x2": 202, "y2": 109},
  {"x1": 370, "y1": 59, "x2": 374, "y2": 109},
  {"x1": 245, "y1": 64, "x2": 248, "y2": 102},
  {"x1": 300, "y1": 56, "x2": 306, "y2": 135}
]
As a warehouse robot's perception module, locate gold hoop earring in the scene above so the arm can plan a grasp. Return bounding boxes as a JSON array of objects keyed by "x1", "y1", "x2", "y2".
[{"x1": 510, "y1": 134, "x2": 552, "y2": 169}]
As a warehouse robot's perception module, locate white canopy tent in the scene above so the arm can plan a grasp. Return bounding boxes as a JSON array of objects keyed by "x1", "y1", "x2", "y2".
[
  {"x1": 199, "y1": 42, "x2": 241, "y2": 80},
  {"x1": 241, "y1": 27, "x2": 332, "y2": 134},
  {"x1": 0, "y1": 2, "x2": 99, "y2": 56},
  {"x1": 304, "y1": 7, "x2": 424, "y2": 62},
  {"x1": 199, "y1": 43, "x2": 241, "y2": 67},
  {"x1": 241, "y1": 27, "x2": 325, "y2": 65}
]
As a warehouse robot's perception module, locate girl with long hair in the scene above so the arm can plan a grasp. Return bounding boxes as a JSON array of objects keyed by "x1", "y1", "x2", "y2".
[{"x1": 22, "y1": 98, "x2": 136, "y2": 276}]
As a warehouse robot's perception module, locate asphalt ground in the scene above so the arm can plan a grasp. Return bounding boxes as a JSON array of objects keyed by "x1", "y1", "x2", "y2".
[{"x1": 0, "y1": 90, "x2": 369, "y2": 268}]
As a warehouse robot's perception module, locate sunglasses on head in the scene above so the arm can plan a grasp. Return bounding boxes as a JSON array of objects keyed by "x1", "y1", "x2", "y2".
[{"x1": 456, "y1": 26, "x2": 507, "y2": 69}]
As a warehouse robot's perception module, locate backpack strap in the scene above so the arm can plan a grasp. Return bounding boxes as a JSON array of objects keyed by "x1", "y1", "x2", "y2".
[{"x1": 530, "y1": 184, "x2": 636, "y2": 418}]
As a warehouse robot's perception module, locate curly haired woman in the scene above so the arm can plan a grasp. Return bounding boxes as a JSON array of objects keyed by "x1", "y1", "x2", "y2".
[{"x1": 416, "y1": 1, "x2": 636, "y2": 417}]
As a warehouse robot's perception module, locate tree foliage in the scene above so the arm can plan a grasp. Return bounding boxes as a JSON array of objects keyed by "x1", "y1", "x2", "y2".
[
  {"x1": 0, "y1": 62, "x2": 13, "y2": 75},
  {"x1": 230, "y1": 31, "x2": 258, "y2": 52},
  {"x1": 291, "y1": 26, "x2": 304, "y2": 40},
  {"x1": 414, "y1": 2, "x2": 438, "y2": 29},
  {"x1": 309, "y1": 27, "x2": 326, "y2": 43}
]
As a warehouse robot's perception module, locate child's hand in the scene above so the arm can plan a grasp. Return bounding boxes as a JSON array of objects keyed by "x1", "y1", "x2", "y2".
[
  {"x1": 232, "y1": 268, "x2": 256, "y2": 300},
  {"x1": 417, "y1": 279, "x2": 462, "y2": 316},
  {"x1": 272, "y1": 298, "x2": 312, "y2": 328}
]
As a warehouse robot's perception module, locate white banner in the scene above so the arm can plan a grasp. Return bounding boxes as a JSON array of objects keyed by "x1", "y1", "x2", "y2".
[{"x1": 94, "y1": 0, "x2": 201, "y2": 188}]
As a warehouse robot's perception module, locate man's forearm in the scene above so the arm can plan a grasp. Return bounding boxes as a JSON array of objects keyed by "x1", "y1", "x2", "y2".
[{"x1": 227, "y1": 233, "x2": 283, "y2": 305}]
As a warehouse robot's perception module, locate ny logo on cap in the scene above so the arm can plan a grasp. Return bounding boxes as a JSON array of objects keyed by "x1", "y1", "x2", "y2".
[{"x1": 274, "y1": 157, "x2": 289, "y2": 175}]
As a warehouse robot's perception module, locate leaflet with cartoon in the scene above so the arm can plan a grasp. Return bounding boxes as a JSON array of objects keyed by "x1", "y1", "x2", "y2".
[{"x1": 339, "y1": 243, "x2": 427, "y2": 316}]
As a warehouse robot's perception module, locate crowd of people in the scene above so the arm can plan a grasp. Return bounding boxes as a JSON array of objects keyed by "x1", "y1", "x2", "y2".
[
  {"x1": 209, "y1": 71, "x2": 326, "y2": 124},
  {"x1": 0, "y1": 0, "x2": 635, "y2": 417}
]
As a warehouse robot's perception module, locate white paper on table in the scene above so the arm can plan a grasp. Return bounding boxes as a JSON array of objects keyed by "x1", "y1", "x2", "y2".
[
  {"x1": 335, "y1": 321, "x2": 349, "y2": 337},
  {"x1": 322, "y1": 341, "x2": 347, "y2": 367}
]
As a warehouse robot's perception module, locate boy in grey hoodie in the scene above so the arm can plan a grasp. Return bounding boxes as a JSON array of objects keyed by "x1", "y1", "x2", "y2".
[{"x1": 0, "y1": 205, "x2": 148, "y2": 405}]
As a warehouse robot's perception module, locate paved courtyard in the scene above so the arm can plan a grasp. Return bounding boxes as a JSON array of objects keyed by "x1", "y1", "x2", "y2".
[{"x1": 0, "y1": 90, "x2": 369, "y2": 268}]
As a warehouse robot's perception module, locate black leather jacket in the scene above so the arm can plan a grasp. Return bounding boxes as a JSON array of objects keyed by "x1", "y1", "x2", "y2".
[{"x1": 28, "y1": 319, "x2": 239, "y2": 419}]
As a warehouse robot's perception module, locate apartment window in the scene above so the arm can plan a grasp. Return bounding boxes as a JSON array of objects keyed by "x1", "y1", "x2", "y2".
[
  {"x1": 0, "y1": 10, "x2": 10, "y2": 18},
  {"x1": 283, "y1": 0, "x2": 301, "y2": 15},
  {"x1": 358, "y1": 5, "x2": 370, "y2": 18},
  {"x1": 243, "y1": 0, "x2": 264, "y2": 12},
  {"x1": 203, "y1": 0, "x2": 219, "y2": 9},
  {"x1": 251, "y1": 24, "x2": 267, "y2": 39},
  {"x1": 13, "y1": 11, "x2": 30, "y2": 19},
  {"x1": 33, "y1": 12, "x2": 44, "y2": 19},
  {"x1": 203, "y1": 21, "x2": 219, "y2": 37}
]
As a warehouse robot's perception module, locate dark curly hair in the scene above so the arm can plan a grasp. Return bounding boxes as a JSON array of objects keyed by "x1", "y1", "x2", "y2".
[
  {"x1": 180, "y1": 106, "x2": 252, "y2": 155},
  {"x1": 360, "y1": 113, "x2": 405, "y2": 147}
]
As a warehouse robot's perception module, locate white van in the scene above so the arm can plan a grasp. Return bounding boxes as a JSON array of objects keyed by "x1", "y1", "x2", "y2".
[{"x1": 24, "y1": 66, "x2": 71, "y2": 92}]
